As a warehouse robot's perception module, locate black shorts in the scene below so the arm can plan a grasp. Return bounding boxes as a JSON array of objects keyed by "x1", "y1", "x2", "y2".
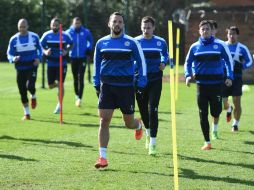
[
  {"x1": 197, "y1": 84, "x2": 222, "y2": 118},
  {"x1": 98, "y1": 83, "x2": 135, "y2": 114},
  {"x1": 47, "y1": 65, "x2": 67, "y2": 85},
  {"x1": 222, "y1": 78, "x2": 242, "y2": 97}
]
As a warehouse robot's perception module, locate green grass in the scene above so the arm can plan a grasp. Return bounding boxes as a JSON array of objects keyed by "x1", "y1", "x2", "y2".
[{"x1": 0, "y1": 62, "x2": 253, "y2": 190}]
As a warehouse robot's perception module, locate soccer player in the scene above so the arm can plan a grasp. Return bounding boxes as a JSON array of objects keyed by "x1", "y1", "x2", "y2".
[
  {"x1": 93, "y1": 12, "x2": 147, "y2": 168},
  {"x1": 184, "y1": 20, "x2": 233, "y2": 150},
  {"x1": 134, "y1": 16, "x2": 168, "y2": 155},
  {"x1": 66, "y1": 17, "x2": 94, "y2": 107},
  {"x1": 7, "y1": 18, "x2": 42, "y2": 120},
  {"x1": 40, "y1": 18, "x2": 73, "y2": 114},
  {"x1": 208, "y1": 20, "x2": 229, "y2": 139},
  {"x1": 222, "y1": 26, "x2": 252, "y2": 132}
]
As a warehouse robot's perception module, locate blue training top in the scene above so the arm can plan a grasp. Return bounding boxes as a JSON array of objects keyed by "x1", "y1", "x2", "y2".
[
  {"x1": 184, "y1": 36, "x2": 234, "y2": 84},
  {"x1": 93, "y1": 34, "x2": 147, "y2": 88},
  {"x1": 40, "y1": 30, "x2": 73, "y2": 67},
  {"x1": 135, "y1": 35, "x2": 168, "y2": 82},
  {"x1": 7, "y1": 31, "x2": 42, "y2": 70},
  {"x1": 66, "y1": 26, "x2": 93, "y2": 58},
  {"x1": 225, "y1": 41, "x2": 252, "y2": 78}
]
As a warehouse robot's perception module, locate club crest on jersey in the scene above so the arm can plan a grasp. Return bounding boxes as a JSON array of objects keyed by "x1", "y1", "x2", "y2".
[
  {"x1": 124, "y1": 41, "x2": 130, "y2": 46},
  {"x1": 213, "y1": 45, "x2": 218, "y2": 49},
  {"x1": 103, "y1": 42, "x2": 109, "y2": 46},
  {"x1": 157, "y1": 41, "x2": 162, "y2": 46}
]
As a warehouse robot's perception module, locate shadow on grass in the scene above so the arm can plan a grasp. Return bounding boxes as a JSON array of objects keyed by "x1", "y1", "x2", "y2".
[
  {"x1": 98, "y1": 168, "x2": 172, "y2": 177},
  {"x1": 180, "y1": 168, "x2": 254, "y2": 186},
  {"x1": 249, "y1": 131, "x2": 254, "y2": 135},
  {"x1": 0, "y1": 154, "x2": 37, "y2": 162},
  {"x1": 0, "y1": 135, "x2": 93, "y2": 148},
  {"x1": 219, "y1": 148, "x2": 254, "y2": 155},
  {"x1": 244, "y1": 141, "x2": 254, "y2": 145},
  {"x1": 31, "y1": 118, "x2": 123, "y2": 129},
  {"x1": 178, "y1": 154, "x2": 254, "y2": 170}
]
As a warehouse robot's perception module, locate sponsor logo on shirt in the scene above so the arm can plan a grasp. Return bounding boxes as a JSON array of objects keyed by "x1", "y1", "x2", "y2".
[
  {"x1": 124, "y1": 41, "x2": 130, "y2": 46},
  {"x1": 213, "y1": 45, "x2": 218, "y2": 49},
  {"x1": 157, "y1": 41, "x2": 162, "y2": 46}
]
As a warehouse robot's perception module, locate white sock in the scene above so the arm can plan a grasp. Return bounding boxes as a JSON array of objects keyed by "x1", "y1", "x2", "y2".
[
  {"x1": 146, "y1": 129, "x2": 150, "y2": 137},
  {"x1": 150, "y1": 137, "x2": 156, "y2": 146},
  {"x1": 227, "y1": 106, "x2": 232, "y2": 112},
  {"x1": 24, "y1": 106, "x2": 30, "y2": 115},
  {"x1": 31, "y1": 94, "x2": 36, "y2": 99},
  {"x1": 56, "y1": 102, "x2": 60, "y2": 110},
  {"x1": 232, "y1": 119, "x2": 239, "y2": 126},
  {"x1": 136, "y1": 120, "x2": 142, "y2": 130},
  {"x1": 99, "y1": 147, "x2": 107, "y2": 159},
  {"x1": 213, "y1": 124, "x2": 218, "y2": 132},
  {"x1": 205, "y1": 141, "x2": 211, "y2": 145}
]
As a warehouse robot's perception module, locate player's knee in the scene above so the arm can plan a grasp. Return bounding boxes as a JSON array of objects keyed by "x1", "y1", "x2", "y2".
[{"x1": 100, "y1": 117, "x2": 111, "y2": 127}]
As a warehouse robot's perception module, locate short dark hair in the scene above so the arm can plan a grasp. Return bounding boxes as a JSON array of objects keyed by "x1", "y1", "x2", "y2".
[
  {"x1": 141, "y1": 16, "x2": 155, "y2": 26},
  {"x1": 226, "y1": 26, "x2": 240, "y2": 35},
  {"x1": 109, "y1": 12, "x2": 124, "y2": 22},
  {"x1": 199, "y1": 20, "x2": 212, "y2": 29},
  {"x1": 209, "y1": 20, "x2": 217, "y2": 29}
]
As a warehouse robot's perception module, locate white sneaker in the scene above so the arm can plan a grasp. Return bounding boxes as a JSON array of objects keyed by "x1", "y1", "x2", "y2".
[
  {"x1": 75, "y1": 98, "x2": 81, "y2": 107},
  {"x1": 54, "y1": 105, "x2": 60, "y2": 114}
]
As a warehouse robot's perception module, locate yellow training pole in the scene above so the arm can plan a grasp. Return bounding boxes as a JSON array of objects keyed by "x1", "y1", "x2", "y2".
[
  {"x1": 168, "y1": 20, "x2": 179, "y2": 190},
  {"x1": 175, "y1": 28, "x2": 180, "y2": 101}
]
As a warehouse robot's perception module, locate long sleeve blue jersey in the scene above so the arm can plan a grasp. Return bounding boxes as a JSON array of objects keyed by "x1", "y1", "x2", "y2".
[
  {"x1": 40, "y1": 30, "x2": 73, "y2": 67},
  {"x1": 226, "y1": 42, "x2": 252, "y2": 78},
  {"x1": 66, "y1": 26, "x2": 93, "y2": 58},
  {"x1": 93, "y1": 34, "x2": 147, "y2": 87},
  {"x1": 135, "y1": 35, "x2": 168, "y2": 82},
  {"x1": 7, "y1": 31, "x2": 42, "y2": 70},
  {"x1": 185, "y1": 36, "x2": 234, "y2": 84}
]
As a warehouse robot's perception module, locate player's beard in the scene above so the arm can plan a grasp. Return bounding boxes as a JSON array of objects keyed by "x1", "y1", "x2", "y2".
[
  {"x1": 53, "y1": 29, "x2": 59, "y2": 33},
  {"x1": 113, "y1": 27, "x2": 122, "y2": 35}
]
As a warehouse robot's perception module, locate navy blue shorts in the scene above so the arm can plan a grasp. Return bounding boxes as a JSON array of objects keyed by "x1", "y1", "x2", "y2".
[
  {"x1": 98, "y1": 83, "x2": 135, "y2": 114},
  {"x1": 222, "y1": 78, "x2": 242, "y2": 97},
  {"x1": 47, "y1": 65, "x2": 67, "y2": 85}
]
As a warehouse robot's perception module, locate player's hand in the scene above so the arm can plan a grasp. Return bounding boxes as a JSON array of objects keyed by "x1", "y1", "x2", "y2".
[
  {"x1": 225, "y1": 79, "x2": 232, "y2": 87},
  {"x1": 95, "y1": 85, "x2": 100, "y2": 98},
  {"x1": 13, "y1": 56, "x2": 20, "y2": 63},
  {"x1": 44, "y1": 48, "x2": 51, "y2": 56},
  {"x1": 33, "y1": 58, "x2": 40, "y2": 66},
  {"x1": 159, "y1": 62, "x2": 166, "y2": 71},
  {"x1": 62, "y1": 49, "x2": 68, "y2": 56},
  {"x1": 185, "y1": 76, "x2": 192, "y2": 87}
]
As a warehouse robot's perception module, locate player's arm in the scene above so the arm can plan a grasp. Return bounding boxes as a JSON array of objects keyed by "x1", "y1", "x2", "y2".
[
  {"x1": 40, "y1": 34, "x2": 51, "y2": 56},
  {"x1": 93, "y1": 42, "x2": 102, "y2": 89},
  {"x1": 160, "y1": 40, "x2": 169, "y2": 70},
  {"x1": 6, "y1": 37, "x2": 18, "y2": 63},
  {"x1": 241, "y1": 45, "x2": 253, "y2": 69},
  {"x1": 133, "y1": 40, "x2": 147, "y2": 88},
  {"x1": 221, "y1": 44, "x2": 234, "y2": 80},
  {"x1": 63, "y1": 32, "x2": 73, "y2": 56},
  {"x1": 184, "y1": 46, "x2": 194, "y2": 86},
  {"x1": 86, "y1": 30, "x2": 94, "y2": 54}
]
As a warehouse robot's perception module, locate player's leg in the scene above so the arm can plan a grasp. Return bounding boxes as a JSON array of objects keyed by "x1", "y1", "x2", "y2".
[
  {"x1": 95, "y1": 83, "x2": 115, "y2": 168},
  {"x1": 147, "y1": 79, "x2": 162, "y2": 155},
  {"x1": 197, "y1": 85, "x2": 211, "y2": 150},
  {"x1": 71, "y1": 59, "x2": 79, "y2": 103},
  {"x1": 135, "y1": 85, "x2": 149, "y2": 147},
  {"x1": 117, "y1": 86, "x2": 143, "y2": 140},
  {"x1": 210, "y1": 85, "x2": 223, "y2": 140},
  {"x1": 231, "y1": 78, "x2": 243, "y2": 132},
  {"x1": 17, "y1": 70, "x2": 30, "y2": 120},
  {"x1": 76, "y1": 58, "x2": 86, "y2": 107},
  {"x1": 27, "y1": 67, "x2": 38, "y2": 109},
  {"x1": 222, "y1": 82, "x2": 233, "y2": 122}
]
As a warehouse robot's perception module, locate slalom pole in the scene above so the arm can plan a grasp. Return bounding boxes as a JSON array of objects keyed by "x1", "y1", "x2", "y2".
[
  {"x1": 175, "y1": 28, "x2": 180, "y2": 101},
  {"x1": 168, "y1": 20, "x2": 179, "y2": 190},
  {"x1": 59, "y1": 24, "x2": 63, "y2": 124}
]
